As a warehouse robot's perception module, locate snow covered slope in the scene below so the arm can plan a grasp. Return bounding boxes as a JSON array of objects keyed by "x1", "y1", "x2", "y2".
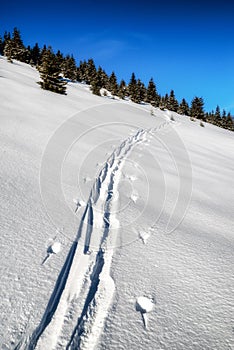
[{"x1": 0, "y1": 56, "x2": 234, "y2": 350}]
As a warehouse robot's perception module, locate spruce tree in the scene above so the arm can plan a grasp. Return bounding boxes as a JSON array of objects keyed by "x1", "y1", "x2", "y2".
[
  {"x1": 225, "y1": 113, "x2": 234, "y2": 131},
  {"x1": 38, "y1": 46, "x2": 67, "y2": 94},
  {"x1": 167, "y1": 90, "x2": 179, "y2": 112},
  {"x1": 84, "y1": 58, "x2": 96, "y2": 84},
  {"x1": 221, "y1": 109, "x2": 227, "y2": 128},
  {"x1": 146, "y1": 78, "x2": 159, "y2": 107},
  {"x1": 3, "y1": 32, "x2": 13, "y2": 62},
  {"x1": 99, "y1": 67, "x2": 109, "y2": 89},
  {"x1": 90, "y1": 69, "x2": 103, "y2": 96},
  {"x1": 159, "y1": 93, "x2": 169, "y2": 110},
  {"x1": 62, "y1": 54, "x2": 77, "y2": 81},
  {"x1": 118, "y1": 79, "x2": 126, "y2": 99},
  {"x1": 178, "y1": 98, "x2": 190, "y2": 115},
  {"x1": 190, "y1": 97, "x2": 205, "y2": 120},
  {"x1": 30, "y1": 43, "x2": 40, "y2": 66},
  {"x1": 10, "y1": 27, "x2": 26, "y2": 62},
  {"x1": 128, "y1": 73, "x2": 138, "y2": 102},
  {"x1": 214, "y1": 105, "x2": 222, "y2": 126},
  {"x1": 0, "y1": 36, "x2": 4, "y2": 55},
  {"x1": 108, "y1": 71, "x2": 119, "y2": 96},
  {"x1": 77, "y1": 60, "x2": 87, "y2": 82}
]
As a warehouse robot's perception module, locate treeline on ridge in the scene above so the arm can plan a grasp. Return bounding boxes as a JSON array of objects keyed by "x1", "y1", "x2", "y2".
[{"x1": 1, "y1": 28, "x2": 233, "y2": 132}]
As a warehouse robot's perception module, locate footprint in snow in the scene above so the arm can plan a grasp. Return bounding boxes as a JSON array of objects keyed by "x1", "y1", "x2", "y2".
[
  {"x1": 136, "y1": 296, "x2": 155, "y2": 329},
  {"x1": 41, "y1": 242, "x2": 62, "y2": 265}
]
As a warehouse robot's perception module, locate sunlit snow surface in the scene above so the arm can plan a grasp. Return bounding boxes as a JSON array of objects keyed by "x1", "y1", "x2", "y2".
[{"x1": 0, "y1": 57, "x2": 234, "y2": 350}]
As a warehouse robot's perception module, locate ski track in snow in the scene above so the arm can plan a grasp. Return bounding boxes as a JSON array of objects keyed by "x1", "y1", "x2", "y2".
[{"x1": 15, "y1": 120, "x2": 172, "y2": 350}]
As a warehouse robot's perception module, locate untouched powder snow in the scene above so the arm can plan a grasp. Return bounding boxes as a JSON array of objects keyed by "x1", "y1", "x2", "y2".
[{"x1": 0, "y1": 56, "x2": 234, "y2": 350}]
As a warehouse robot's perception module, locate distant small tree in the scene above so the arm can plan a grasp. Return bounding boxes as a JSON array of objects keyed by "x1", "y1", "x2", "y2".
[{"x1": 38, "y1": 46, "x2": 67, "y2": 94}]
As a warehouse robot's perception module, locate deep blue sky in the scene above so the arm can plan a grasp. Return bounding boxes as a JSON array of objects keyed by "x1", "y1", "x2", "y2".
[{"x1": 1, "y1": 0, "x2": 234, "y2": 114}]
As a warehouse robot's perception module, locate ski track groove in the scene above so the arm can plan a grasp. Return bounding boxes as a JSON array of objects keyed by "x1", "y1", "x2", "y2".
[{"x1": 15, "y1": 120, "x2": 172, "y2": 350}]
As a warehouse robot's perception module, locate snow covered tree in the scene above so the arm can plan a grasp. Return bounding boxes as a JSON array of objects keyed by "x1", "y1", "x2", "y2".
[
  {"x1": 190, "y1": 97, "x2": 205, "y2": 120},
  {"x1": 38, "y1": 46, "x2": 67, "y2": 94}
]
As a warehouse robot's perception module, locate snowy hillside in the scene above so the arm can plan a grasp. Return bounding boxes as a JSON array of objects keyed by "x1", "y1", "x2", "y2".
[{"x1": 0, "y1": 56, "x2": 234, "y2": 350}]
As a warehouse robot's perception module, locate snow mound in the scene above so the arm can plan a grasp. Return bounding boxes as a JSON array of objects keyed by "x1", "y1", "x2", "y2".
[
  {"x1": 51, "y1": 242, "x2": 61, "y2": 254},
  {"x1": 130, "y1": 192, "x2": 139, "y2": 203},
  {"x1": 139, "y1": 231, "x2": 150, "y2": 244},
  {"x1": 136, "y1": 296, "x2": 154, "y2": 314}
]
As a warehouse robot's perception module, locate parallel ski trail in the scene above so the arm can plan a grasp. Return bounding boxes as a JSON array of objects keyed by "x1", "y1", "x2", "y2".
[{"x1": 16, "y1": 121, "x2": 172, "y2": 350}]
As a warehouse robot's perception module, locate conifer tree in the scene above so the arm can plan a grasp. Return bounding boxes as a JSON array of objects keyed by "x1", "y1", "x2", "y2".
[
  {"x1": 159, "y1": 93, "x2": 169, "y2": 110},
  {"x1": 221, "y1": 109, "x2": 227, "y2": 128},
  {"x1": 38, "y1": 45, "x2": 47, "y2": 65},
  {"x1": 38, "y1": 46, "x2": 67, "y2": 94},
  {"x1": 214, "y1": 105, "x2": 222, "y2": 126},
  {"x1": 146, "y1": 78, "x2": 159, "y2": 107},
  {"x1": 225, "y1": 112, "x2": 234, "y2": 130},
  {"x1": 0, "y1": 36, "x2": 4, "y2": 55},
  {"x1": 98, "y1": 67, "x2": 109, "y2": 89},
  {"x1": 118, "y1": 79, "x2": 127, "y2": 99},
  {"x1": 90, "y1": 68, "x2": 103, "y2": 96},
  {"x1": 3, "y1": 32, "x2": 13, "y2": 62},
  {"x1": 128, "y1": 72, "x2": 138, "y2": 102},
  {"x1": 10, "y1": 27, "x2": 26, "y2": 62},
  {"x1": 128, "y1": 73, "x2": 137, "y2": 95},
  {"x1": 178, "y1": 98, "x2": 190, "y2": 115},
  {"x1": 77, "y1": 60, "x2": 87, "y2": 82},
  {"x1": 190, "y1": 97, "x2": 205, "y2": 120},
  {"x1": 62, "y1": 54, "x2": 77, "y2": 81},
  {"x1": 167, "y1": 90, "x2": 179, "y2": 112},
  {"x1": 30, "y1": 43, "x2": 40, "y2": 66},
  {"x1": 84, "y1": 58, "x2": 97, "y2": 84},
  {"x1": 108, "y1": 71, "x2": 119, "y2": 96}
]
